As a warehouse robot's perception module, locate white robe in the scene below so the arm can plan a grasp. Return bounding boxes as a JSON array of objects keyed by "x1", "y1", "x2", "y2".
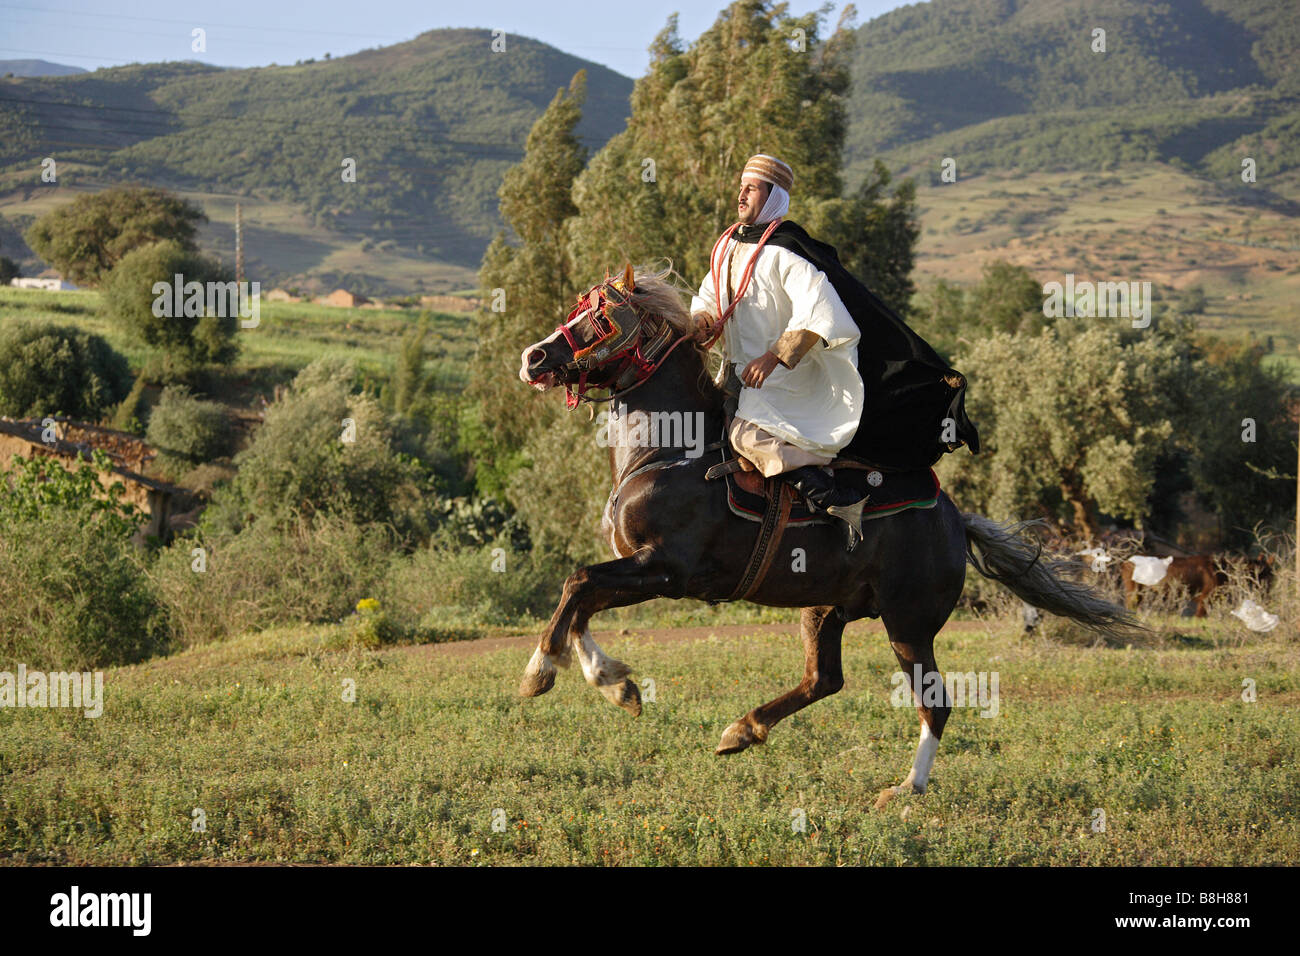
[{"x1": 691, "y1": 237, "x2": 863, "y2": 457}]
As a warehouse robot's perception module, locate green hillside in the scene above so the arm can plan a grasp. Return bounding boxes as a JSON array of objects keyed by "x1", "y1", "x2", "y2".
[
  {"x1": 0, "y1": 29, "x2": 633, "y2": 286},
  {"x1": 844, "y1": 0, "x2": 1300, "y2": 183},
  {"x1": 835, "y1": 0, "x2": 1300, "y2": 368}
]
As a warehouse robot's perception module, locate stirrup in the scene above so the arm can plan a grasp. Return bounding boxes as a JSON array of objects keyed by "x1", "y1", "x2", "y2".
[{"x1": 824, "y1": 496, "x2": 868, "y2": 552}]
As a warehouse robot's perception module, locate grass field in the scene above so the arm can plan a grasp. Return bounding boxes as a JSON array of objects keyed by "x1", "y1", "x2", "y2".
[
  {"x1": 0, "y1": 287, "x2": 478, "y2": 400},
  {"x1": 0, "y1": 181, "x2": 479, "y2": 297},
  {"x1": 3, "y1": 615, "x2": 1296, "y2": 866}
]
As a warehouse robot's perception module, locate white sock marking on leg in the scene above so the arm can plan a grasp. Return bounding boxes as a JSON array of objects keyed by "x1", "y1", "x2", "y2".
[
  {"x1": 574, "y1": 627, "x2": 621, "y2": 686},
  {"x1": 904, "y1": 721, "x2": 940, "y2": 793}
]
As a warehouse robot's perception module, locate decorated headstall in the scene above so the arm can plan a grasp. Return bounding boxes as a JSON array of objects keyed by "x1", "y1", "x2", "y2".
[{"x1": 554, "y1": 263, "x2": 680, "y2": 410}]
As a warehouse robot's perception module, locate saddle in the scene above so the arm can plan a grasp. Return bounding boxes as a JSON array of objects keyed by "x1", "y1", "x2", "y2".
[
  {"x1": 707, "y1": 429, "x2": 940, "y2": 524},
  {"x1": 705, "y1": 380, "x2": 940, "y2": 601}
]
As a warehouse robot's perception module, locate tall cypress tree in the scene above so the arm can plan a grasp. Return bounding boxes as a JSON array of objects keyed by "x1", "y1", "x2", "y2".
[
  {"x1": 467, "y1": 3, "x2": 924, "y2": 562},
  {"x1": 466, "y1": 71, "x2": 588, "y2": 497},
  {"x1": 567, "y1": 1, "x2": 869, "y2": 284}
]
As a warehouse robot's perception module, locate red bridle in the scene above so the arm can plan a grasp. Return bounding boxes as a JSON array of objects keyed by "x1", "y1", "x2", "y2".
[
  {"x1": 549, "y1": 276, "x2": 690, "y2": 410},
  {"x1": 538, "y1": 219, "x2": 783, "y2": 410}
]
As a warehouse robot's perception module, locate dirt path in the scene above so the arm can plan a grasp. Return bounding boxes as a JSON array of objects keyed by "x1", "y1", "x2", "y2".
[{"x1": 408, "y1": 619, "x2": 995, "y2": 659}]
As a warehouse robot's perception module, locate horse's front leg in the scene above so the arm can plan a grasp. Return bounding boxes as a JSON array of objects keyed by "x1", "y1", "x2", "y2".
[
  {"x1": 716, "y1": 605, "x2": 845, "y2": 755},
  {"x1": 519, "y1": 550, "x2": 677, "y2": 713}
]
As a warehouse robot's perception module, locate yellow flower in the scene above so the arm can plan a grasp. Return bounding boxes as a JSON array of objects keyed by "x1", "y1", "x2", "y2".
[{"x1": 356, "y1": 598, "x2": 380, "y2": 613}]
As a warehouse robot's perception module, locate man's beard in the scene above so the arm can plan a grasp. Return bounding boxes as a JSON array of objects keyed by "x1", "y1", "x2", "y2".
[{"x1": 738, "y1": 192, "x2": 768, "y2": 224}]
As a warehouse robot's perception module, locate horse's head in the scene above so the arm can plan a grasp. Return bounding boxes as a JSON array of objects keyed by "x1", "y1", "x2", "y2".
[{"x1": 519, "y1": 263, "x2": 691, "y2": 408}]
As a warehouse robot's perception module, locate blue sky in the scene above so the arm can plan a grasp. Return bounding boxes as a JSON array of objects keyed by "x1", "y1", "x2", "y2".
[{"x1": 0, "y1": 0, "x2": 910, "y2": 79}]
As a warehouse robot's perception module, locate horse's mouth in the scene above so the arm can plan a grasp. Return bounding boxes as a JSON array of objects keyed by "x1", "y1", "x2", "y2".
[{"x1": 526, "y1": 370, "x2": 556, "y2": 391}]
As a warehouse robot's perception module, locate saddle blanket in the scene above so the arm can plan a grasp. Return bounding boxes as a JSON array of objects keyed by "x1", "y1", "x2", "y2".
[{"x1": 725, "y1": 462, "x2": 941, "y2": 525}]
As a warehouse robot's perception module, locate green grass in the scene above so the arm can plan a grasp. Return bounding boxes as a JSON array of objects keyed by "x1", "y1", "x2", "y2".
[
  {"x1": 0, "y1": 287, "x2": 477, "y2": 397},
  {"x1": 2, "y1": 616, "x2": 1296, "y2": 865}
]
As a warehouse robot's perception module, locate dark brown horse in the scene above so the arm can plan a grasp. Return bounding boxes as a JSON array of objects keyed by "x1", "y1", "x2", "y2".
[{"x1": 516, "y1": 266, "x2": 1134, "y2": 807}]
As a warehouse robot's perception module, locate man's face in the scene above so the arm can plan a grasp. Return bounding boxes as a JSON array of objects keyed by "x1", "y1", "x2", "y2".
[{"x1": 737, "y1": 175, "x2": 771, "y2": 225}]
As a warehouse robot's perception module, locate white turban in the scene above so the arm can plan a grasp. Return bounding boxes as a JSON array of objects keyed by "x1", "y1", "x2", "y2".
[{"x1": 755, "y1": 183, "x2": 789, "y2": 224}]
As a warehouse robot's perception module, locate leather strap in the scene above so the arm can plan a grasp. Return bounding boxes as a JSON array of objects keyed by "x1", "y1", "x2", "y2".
[{"x1": 729, "y1": 477, "x2": 794, "y2": 601}]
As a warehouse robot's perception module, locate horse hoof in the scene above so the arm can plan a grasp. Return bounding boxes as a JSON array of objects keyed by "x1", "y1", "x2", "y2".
[
  {"x1": 874, "y1": 782, "x2": 926, "y2": 810},
  {"x1": 599, "y1": 679, "x2": 642, "y2": 716},
  {"x1": 519, "y1": 667, "x2": 556, "y2": 698},
  {"x1": 715, "y1": 719, "x2": 766, "y2": 755}
]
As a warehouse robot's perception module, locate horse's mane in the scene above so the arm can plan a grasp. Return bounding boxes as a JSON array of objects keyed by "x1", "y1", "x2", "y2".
[
  {"x1": 627, "y1": 262, "x2": 693, "y2": 334},
  {"x1": 626, "y1": 261, "x2": 723, "y2": 401}
]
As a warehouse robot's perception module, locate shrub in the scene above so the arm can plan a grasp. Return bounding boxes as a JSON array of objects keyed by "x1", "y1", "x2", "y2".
[
  {"x1": 0, "y1": 451, "x2": 164, "y2": 669},
  {"x1": 202, "y1": 358, "x2": 432, "y2": 542},
  {"x1": 100, "y1": 239, "x2": 239, "y2": 364},
  {"x1": 378, "y1": 532, "x2": 570, "y2": 633},
  {"x1": 151, "y1": 513, "x2": 397, "y2": 648},
  {"x1": 0, "y1": 321, "x2": 132, "y2": 419},
  {"x1": 107, "y1": 371, "x2": 149, "y2": 434},
  {"x1": 146, "y1": 386, "x2": 231, "y2": 463}
]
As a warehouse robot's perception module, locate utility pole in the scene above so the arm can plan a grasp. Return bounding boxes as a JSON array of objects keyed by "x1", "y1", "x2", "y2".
[{"x1": 235, "y1": 202, "x2": 244, "y2": 284}]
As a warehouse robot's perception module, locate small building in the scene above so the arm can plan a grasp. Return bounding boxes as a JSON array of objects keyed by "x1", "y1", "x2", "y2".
[
  {"x1": 9, "y1": 276, "x2": 78, "y2": 291},
  {"x1": 419, "y1": 294, "x2": 480, "y2": 313},
  {"x1": 316, "y1": 289, "x2": 369, "y2": 308},
  {"x1": 0, "y1": 417, "x2": 184, "y2": 543}
]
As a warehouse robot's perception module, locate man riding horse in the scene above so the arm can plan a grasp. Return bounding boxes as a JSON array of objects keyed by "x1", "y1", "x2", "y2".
[{"x1": 689, "y1": 153, "x2": 979, "y2": 548}]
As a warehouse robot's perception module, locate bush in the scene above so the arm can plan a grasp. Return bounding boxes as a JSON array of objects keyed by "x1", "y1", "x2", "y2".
[
  {"x1": 201, "y1": 358, "x2": 433, "y2": 542},
  {"x1": 378, "y1": 533, "x2": 570, "y2": 632},
  {"x1": 0, "y1": 451, "x2": 164, "y2": 669},
  {"x1": 151, "y1": 514, "x2": 397, "y2": 648},
  {"x1": 146, "y1": 386, "x2": 231, "y2": 463},
  {"x1": 100, "y1": 239, "x2": 239, "y2": 364},
  {"x1": 0, "y1": 321, "x2": 132, "y2": 419},
  {"x1": 107, "y1": 371, "x2": 149, "y2": 434}
]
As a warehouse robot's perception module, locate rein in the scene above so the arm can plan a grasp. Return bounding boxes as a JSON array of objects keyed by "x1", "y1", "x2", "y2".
[
  {"x1": 551, "y1": 278, "x2": 692, "y2": 410},
  {"x1": 700, "y1": 217, "x2": 783, "y2": 351},
  {"x1": 545, "y1": 218, "x2": 782, "y2": 410}
]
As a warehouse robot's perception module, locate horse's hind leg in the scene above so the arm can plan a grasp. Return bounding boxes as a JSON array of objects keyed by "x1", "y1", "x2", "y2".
[
  {"x1": 874, "y1": 634, "x2": 950, "y2": 810},
  {"x1": 716, "y1": 606, "x2": 844, "y2": 755}
]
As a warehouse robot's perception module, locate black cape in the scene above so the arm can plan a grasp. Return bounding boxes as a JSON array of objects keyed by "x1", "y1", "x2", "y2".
[{"x1": 733, "y1": 219, "x2": 979, "y2": 470}]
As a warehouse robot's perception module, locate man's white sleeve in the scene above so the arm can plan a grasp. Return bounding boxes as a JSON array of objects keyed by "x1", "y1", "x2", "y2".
[
  {"x1": 690, "y1": 273, "x2": 718, "y2": 319},
  {"x1": 779, "y1": 251, "x2": 859, "y2": 352}
]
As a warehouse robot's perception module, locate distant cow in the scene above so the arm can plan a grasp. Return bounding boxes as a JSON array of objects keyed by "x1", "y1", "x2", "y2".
[{"x1": 1122, "y1": 553, "x2": 1274, "y2": 617}]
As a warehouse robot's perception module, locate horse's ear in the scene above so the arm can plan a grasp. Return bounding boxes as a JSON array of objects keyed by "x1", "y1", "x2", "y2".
[{"x1": 622, "y1": 262, "x2": 635, "y2": 292}]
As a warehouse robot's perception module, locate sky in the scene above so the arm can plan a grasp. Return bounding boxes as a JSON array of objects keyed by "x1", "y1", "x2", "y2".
[{"x1": 0, "y1": 0, "x2": 911, "y2": 79}]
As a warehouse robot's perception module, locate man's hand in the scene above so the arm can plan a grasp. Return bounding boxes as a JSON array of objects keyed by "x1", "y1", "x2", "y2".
[
  {"x1": 741, "y1": 351, "x2": 780, "y2": 388},
  {"x1": 690, "y1": 312, "x2": 716, "y2": 345}
]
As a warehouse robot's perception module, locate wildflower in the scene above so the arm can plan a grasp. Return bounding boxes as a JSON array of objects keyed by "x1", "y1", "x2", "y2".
[{"x1": 356, "y1": 598, "x2": 381, "y2": 614}]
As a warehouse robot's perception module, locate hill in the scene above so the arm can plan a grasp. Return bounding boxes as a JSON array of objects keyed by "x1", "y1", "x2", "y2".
[
  {"x1": 0, "y1": 29, "x2": 633, "y2": 292},
  {"x1": 839, "y1": 0, "x2": 1300, "y2": 369},
  {"x1": 0, "y1": 59, "x2": 87, "y2": 78},
  {"x1": 844, "y1": 0, "x2": 1299, "y2": 183}
]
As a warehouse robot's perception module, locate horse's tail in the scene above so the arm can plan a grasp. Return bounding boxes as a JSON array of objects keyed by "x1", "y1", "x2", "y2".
[{"x1": 961, "y1": 512, "x2": 1142, "y2": 641}]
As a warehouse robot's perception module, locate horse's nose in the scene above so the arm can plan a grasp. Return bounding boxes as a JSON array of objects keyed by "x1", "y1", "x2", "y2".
[
  {"x1": 520, "y1": 344, "x2": 549, "y2": 383},
  {"x1": 524, "y1": 345, "x2": 547, "y2": 373}
]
